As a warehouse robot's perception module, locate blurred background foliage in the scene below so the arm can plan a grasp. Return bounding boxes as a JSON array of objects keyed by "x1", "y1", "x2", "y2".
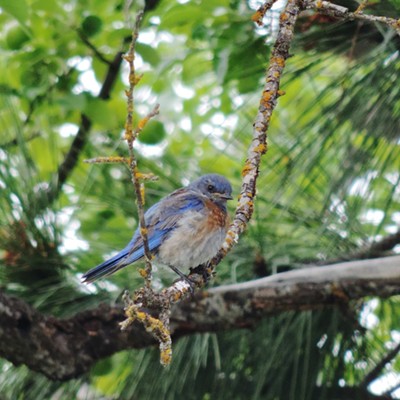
[{"x1": 0, "y1": 0, "x2": 400, "y2": 398}]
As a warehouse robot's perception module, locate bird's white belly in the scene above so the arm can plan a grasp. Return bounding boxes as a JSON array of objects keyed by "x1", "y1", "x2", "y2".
[{"x1": 156, "y1": 210, "x2": 227, "y2": 271}]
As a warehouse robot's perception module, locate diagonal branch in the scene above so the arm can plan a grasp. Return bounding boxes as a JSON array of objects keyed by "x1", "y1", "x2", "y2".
[
  {"x1": 361, "y1": 341, "x2": 400, "y2": 388},
  {"x1": 305, "y1": 0, "x2": 400, "y2": 36},
  {"x1": 46, "y1": 50, "x2": 124, "y2": 206},
  {"x1": 312, "y1": 386, "x2": 393, "y2": 400},
  {"x1": 161, "y1": 0, "x2": 304, "y2": 300},
  {"x1": 213, "y1": 0, "x2": 303, "y2": 265},
  {"x1": 76, "y1": 29, "x2": 113, "y2": 66},
  {"x1": 1, "y1": 255, "x2": 400, "y2": 381},
  {"x1": 120, "y1": 0, "x2": 306, "y2": 353},
  {"x1": 308, "y1": 229, "x2": 400, "y2": 266}
]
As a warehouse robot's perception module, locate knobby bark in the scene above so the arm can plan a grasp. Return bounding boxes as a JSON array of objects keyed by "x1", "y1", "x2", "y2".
[{"x1": 1, "y1": 255, "x2": 399, "y2": 381}]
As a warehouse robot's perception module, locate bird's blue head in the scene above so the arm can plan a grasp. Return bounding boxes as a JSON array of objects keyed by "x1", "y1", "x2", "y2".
[{"x1": 189, "y1": 174, "x2": 233, "y2": 206}]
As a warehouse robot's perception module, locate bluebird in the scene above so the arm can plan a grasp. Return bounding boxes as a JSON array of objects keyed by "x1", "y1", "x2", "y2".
[{"x1": 82, "y1": 174, "x2": 232, "y2": 284}]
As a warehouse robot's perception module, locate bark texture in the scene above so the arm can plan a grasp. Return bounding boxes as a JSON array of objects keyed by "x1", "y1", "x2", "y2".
[{"x1": 1, "y1": 255, "x2": 400, "y2": 381}]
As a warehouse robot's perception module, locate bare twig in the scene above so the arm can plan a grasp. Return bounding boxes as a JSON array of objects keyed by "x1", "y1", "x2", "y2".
[
  {"x1": 212, "y1": 0, "x2": 302, "y2": 268},
  {"x1": 306, "y1": 1, "x2": 400, "y2": 36},
  {"x1": 0, "y1": 132, "x2": 40, "y2": 148},
  {"x1": 118, "y1": 10, "x2": 171, "y2": 365},
  {"x1": 355, "y1": 0, "x2": 370, "y2": 14},
  {"x1": 251, "y1": 0, "x2": 280, "y2": 26},
  {"x1": 146, "y1": 0, "x2": 304, "y2": 304},
  {"x1": 156, "y1": 0, "x2": 304, "y2": 318},
  {"x1": 78, "y1": 9, "x2": 166, "y2": 366},
  {"x1": 306, "y1": 229, "x2": 400, "y2": 266},
  {"x1": 122, "y1": 10, "x2": 156, "y2": 287},
  {"x1": 83, "y1": 156, "x2": 129, "y2": 164},
  {"x1": 76, "y1": 29, "x2": 113, "y2": 66},
  {"x1": 362, "y1": 342, "x2": 400, "y2": 388}
]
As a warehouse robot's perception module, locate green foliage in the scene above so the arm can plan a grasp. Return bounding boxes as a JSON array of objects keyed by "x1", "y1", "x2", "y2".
[
  {"x1": 0, "y1": 0, "x2": 399, "y2": 399},
  {"x1": 81, "y1": 15, "x2": 103, "y2": 37},
  {"x1": 0, "y1": 0, "x2": 29, "y2": 27},
  {"x1": 5, "y1": 25, "x2": 31, "y2": 50},
  {"x1": 138, "y1": 120, "x2": 167, "y2": 144}
]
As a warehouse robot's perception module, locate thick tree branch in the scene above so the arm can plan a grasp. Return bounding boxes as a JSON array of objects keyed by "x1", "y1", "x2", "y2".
[{"x1": 1, "y1": 255, "x2": 400, "y2": 381}]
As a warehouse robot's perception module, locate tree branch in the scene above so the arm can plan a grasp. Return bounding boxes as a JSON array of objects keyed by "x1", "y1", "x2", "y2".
[
  {"x1": 101, "y1": 0, "x2": 304, "y2": 367},
  {"x1": 312, "y1": 385, "x2": 393, "y2": 400},
  {"x1": 76, "y1": 29, "x2": 113, "y2": 66},
  {"x1": 46, "y1": 50, "x2": 124, "y2": 205},
  {"x1": 1, "y1": 255, "x2": 400, "y2": 381},
  {"x1": 309, "y1": 229, "x2": 400, "y2": 266},
  {"x1": 162, "y1": 0, "x2": 304, "y2": 296},
  {"x1": 0, "y1": 132, "x2": 40, "y2": 149},
  {"x1": 212, "y1": 0, "x2": 302, "y2": 264},
  {"x1": 306, "y1": 0, "x2": 400, "y2": 36},
  {"x1": 361, "y1": 342, "x2": 400, "y2": 388}
]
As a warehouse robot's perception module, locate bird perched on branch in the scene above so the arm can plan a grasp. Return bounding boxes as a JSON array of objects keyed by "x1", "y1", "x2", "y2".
[{"x1": 82, "y1": 174, "x2": 233, "y2": 284}]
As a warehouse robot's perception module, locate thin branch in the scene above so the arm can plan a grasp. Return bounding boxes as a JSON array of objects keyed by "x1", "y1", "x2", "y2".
[
  {"x1": 1, "y1": 255, "x2": 400, "y2": 381},
  {"x1": 306, "y1": 0, "x2": 400, "y2": 36},
  {"x1": 251, "y1": 0, "x2": 280, "y2": 26},
  {"x1": 76, "y1": 29, "x2": 113, "y2": 66},
  {"x1": 386, "y1": 381, "x2": 400, "y2": 396},
  {"x1": 122, "y1": 10, "x2": 156, "y2": 286},
  {"x1": 355, "y1": 0, "x2": 370, "y2": 14},
  {"x1": 83, "y1": 156, "x2": 129, "y2": 164},
  {"x1": 362, "y1": 342, "x2": 400, "y2": 388},
  {"x1": 138, "y1": 0, "x2": 305, "y2": 332},
  {"x1": 0, "y1": 132, "x2": 40, "y2": 149},
  {"x1": 210, "y1": 0, "x2": 303, "y2": 270},
  {"x1": 118, "y1": 10, "x2": 171, "y2": 365},
  {"x1": 308, "y1": 229, "x2": 400, "y2": 266},
  {"x1": 120, "y1": 0, "x2": 305, "y2": 338},
  {"x1": 312, "y1": 386, "x2": 393, "y2": 400},
  {"x1": 46, "y1": 50, "x2": 125, "y2": 205}
]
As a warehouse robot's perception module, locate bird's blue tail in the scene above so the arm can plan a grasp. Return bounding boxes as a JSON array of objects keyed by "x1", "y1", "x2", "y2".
[
  {"x1": 81, "y1": 245, "x2": 144, "y2": 283},
  {"x1": 82, "y1": 230, "x2": 167, "y2": 284}
]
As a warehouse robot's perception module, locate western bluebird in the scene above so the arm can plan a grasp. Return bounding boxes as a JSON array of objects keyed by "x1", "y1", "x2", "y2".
[{"x1": 82, "y1": 174, "x2": 232, "y2": 284}]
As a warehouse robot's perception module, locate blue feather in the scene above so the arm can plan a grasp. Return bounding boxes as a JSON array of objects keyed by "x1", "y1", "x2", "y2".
[
  {"x1": 81, "y1": 180, "x2": 225, "y2": 283},
  {"x1": 81, "y1": 230, "x2": 167, "y2": 283}
]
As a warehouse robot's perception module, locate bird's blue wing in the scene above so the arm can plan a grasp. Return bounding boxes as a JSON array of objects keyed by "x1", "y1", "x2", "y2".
[{"x1": 82, "y1": 189, "x2": 205, "y2": 283}]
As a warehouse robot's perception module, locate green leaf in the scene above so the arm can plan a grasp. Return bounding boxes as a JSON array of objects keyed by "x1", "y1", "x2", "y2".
[
  {"x1": 83, "y1": 96, "x2": 119, "y2": 129},
  {"x1": 136, "y1": 43, "x2": 161, "y2": 66},
  {"x1": 55, "y1": 93, "x2": 87, "y2": 112},
  {"x1": 0, "y1": 0, "x2": 29, "y2": 26},
  {"x1": 81, "y1": 15, "x2": 103, "y2": 37},
  {"x1": 5, "y1": 25, "x2": 30, "y2": 50},
  {"x1": 138, "y1": 120, "x2": 166, "y2": 145}
]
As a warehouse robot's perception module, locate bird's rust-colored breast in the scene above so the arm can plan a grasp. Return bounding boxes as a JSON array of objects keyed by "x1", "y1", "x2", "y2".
[{"x1": 204, "y1": 198, "x2": 230, "y2": 230}]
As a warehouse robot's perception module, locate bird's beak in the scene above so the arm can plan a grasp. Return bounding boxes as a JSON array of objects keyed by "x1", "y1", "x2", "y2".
[{"x1": 217, "y1": 193, "x2": 233, "y2": 200}]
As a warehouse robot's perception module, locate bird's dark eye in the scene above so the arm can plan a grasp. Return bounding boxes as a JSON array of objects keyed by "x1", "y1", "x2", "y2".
[{"x1": 207, "y1": 184, "x2": 215, "y2": 192}]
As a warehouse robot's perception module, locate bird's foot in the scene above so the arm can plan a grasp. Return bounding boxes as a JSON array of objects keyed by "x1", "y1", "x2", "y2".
[{"x1": 168, "y1": 264, "x2": 196, "y2": 295}]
